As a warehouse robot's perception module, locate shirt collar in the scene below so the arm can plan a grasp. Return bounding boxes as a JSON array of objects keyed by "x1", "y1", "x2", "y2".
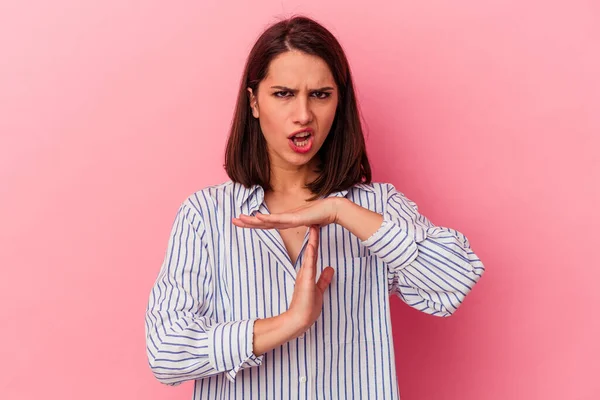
[{"x1": 238, "y1": 181, "x2": 375, "y2": 214}]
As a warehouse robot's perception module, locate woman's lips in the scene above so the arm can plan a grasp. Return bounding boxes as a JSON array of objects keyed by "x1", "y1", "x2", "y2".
[
  {"x1": 287, "y1": 128, "x2": 314, "y2": 139},
  {"x1": 288, "y1": 134, "x2": 314, "y2": 154}
]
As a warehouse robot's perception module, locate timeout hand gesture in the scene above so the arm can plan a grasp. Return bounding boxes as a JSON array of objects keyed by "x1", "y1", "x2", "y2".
[{"x1": 286, "y1": 225, "x2": 335, "y2": 332}]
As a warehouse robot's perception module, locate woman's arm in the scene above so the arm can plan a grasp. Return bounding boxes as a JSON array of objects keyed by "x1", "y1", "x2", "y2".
[
  {"x1": 336, "y1": 184, "x2": 485, "y2": 316},
  {"x1": 146, "y1": 201, "x2": 269, "y2": 386},
  {"x1": 334, "y1": 197, "x2": 384, "y2": 241},
  {"x1": 252, "y1": 313, "x2": 304, "y2": 356},
  {"x1": 233, "y1": 183, "x2": 485, "y2": 317}
]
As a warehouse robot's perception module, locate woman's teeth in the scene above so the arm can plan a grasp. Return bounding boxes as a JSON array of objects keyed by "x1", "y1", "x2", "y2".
[
  {"x1": 294, "y1": 138, "x2": 309, "y2": 146},
  {"x1": 292, "y1": 133, "x2": 311, "y2": 146}
]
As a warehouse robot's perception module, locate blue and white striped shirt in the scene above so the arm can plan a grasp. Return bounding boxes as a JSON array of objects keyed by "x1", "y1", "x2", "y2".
[{"x1": 145, "y1": 180, "x2": 485, "y2": 399}]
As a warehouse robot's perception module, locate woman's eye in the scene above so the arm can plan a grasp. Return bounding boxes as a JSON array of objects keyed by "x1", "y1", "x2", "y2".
[
  {"x1": 274, "y1": 91, "x2": 292, "y2": 98},
  {"x1": 273, "y1": 91, "x2": 331, "y2": 99},
  {"x1": 312, "y1": 91, "x2": 331, "y2": 99}
]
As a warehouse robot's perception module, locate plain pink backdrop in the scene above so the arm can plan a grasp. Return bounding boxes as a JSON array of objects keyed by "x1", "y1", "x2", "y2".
[{"x1": 1, "y1": 1, "x2": 598, "y2": 399}]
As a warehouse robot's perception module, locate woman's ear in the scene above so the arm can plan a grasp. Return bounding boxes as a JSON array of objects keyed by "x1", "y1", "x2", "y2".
[{"x1": 247, "y1": 88, "x2": 259, "y2": 119}]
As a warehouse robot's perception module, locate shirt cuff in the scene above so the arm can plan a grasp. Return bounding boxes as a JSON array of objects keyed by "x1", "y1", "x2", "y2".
[
  {"x1": 360, "y1": 219, "x2": 418, "y2": 270},
  {"x1": 207, "y1": 318, "x2": 264, "y2": 383}
]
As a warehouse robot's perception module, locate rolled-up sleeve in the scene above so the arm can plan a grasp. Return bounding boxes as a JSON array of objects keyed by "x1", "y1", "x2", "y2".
[
  {"x1": 145, "y1": 201, "x2": 263, "y2": 386},
  {"x1": 361, "y1": 184, "x2": 485, "y2": 317}
]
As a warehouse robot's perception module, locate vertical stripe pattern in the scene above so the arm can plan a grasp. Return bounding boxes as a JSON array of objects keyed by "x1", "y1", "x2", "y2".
[{"x1": 145, "y1": 180, "x2": 485, "y2": 399}]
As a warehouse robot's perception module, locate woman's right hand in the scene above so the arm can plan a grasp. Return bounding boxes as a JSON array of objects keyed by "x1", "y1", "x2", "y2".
[
  {"x1": 252, "y1": 225, "x2": 334, "y2": 356},
  {"x1": 286, "y1": 225, "x2": 335, "y2": 335}
]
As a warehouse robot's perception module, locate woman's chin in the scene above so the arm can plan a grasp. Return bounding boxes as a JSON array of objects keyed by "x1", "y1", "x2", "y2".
[
  {"x1": 269, "y1": 141, "x2": 321, "y2": 167},
  {"x1": 286, "y1": 154, "x2": 313, "y2": 166},
  {"x1": 278, "y1": 150, "x2": 316, "y2": 167}
]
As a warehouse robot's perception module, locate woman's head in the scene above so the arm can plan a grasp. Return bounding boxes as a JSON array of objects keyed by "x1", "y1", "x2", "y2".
[{"x1": 225, "y1": 15, "x2": 371, "y2": 199}]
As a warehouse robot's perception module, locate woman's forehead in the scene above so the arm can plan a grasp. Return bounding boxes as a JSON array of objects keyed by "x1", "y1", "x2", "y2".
[{"x1": 263, "y1": 51, "x2": 335, "y2": 88}]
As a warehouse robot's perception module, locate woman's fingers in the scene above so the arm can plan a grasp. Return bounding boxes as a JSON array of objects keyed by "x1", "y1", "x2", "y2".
[
  {"x1": 307, "y1": 226, "x2": 334, "y2": 293},
  {"x1": 257, "y1": 212, "x2": 306, "y2": 228},
  {"x1": 256, "y1": 213, "x2": 292, "y2": 223},
  {"x1": 300, "y1": 227, "x2": 319, "y2": 279},
  {"x1": 233, "y1": 214, "x2": 302, "y2": 230},
  {"x1": 301, "y1": 243, "x2": 316, "y2": 280},
  {"x1": 236, "y1": 214, "x2": 270, "y2": 226},
  {"x1": 233, "y1": 216, "x2": 287, "y2": 229},
  {"x1": 308, "y1": 225, "x2": 319, "y2": 252}
]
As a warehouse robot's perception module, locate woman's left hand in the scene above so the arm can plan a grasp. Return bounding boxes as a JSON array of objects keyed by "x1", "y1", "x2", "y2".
[{"x1": 232, "y1": 198, "x2": 342, "y2": 230}]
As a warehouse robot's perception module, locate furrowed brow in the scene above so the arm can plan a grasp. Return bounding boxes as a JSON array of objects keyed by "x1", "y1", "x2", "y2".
[{"x1": 270, "y1": 86, "x2": 335, "y2": 92}]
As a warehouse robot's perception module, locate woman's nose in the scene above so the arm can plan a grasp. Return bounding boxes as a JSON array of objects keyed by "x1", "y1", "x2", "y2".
[{"x1": 293, "y1": 98, "x2": 313, "y2": 124}]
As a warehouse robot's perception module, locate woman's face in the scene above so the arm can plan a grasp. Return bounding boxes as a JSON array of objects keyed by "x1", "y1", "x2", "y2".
[{"x1": 247, "y1": 50, "x2": 338, "y2": 169}]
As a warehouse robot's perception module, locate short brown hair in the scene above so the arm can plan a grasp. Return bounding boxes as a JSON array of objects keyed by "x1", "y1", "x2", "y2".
[{"x1": 224, "y1": 15, "x2": 372, "y2": 201}]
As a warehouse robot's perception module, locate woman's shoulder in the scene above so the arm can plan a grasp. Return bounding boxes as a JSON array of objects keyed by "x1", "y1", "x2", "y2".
[
  {"x1": 349, "y1": 181, "x2": 412, "y2": 206},
  {"x1": 178, "y1": 179, "x2": 249, "y2": 216},
  {"x1": 350, "y1": 181, "x2": 394, "y2": 196}
]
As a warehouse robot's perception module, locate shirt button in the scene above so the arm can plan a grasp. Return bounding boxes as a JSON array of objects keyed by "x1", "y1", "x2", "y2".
[
  {"x1": 299, "y1": 376, "x2": 307, "y2": 383},
  {"x1": 299, "y1": 334, "x2": 305, "y2": 339}
]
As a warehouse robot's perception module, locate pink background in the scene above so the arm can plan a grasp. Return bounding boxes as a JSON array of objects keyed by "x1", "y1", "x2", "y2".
[{"x1": 1, "y1": 1, "x2": 598, "y2": 399}]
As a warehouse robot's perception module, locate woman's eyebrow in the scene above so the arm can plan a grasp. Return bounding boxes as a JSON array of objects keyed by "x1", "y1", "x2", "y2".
[{"x1": 270, "y1": 85, "x2": 335, "y2": 92}]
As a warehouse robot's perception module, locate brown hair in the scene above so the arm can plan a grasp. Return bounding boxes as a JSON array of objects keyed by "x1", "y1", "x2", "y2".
[{"x1": 224, "y1": 15, "x2": 372, "y2": 201}]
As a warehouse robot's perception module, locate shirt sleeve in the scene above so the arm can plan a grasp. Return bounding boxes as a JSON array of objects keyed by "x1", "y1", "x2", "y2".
[
  {"x1": 360, "y1": 184, "x2": 485, "y2": 317},
  {"x1": 145, "y1": 201, "x2": 263, "y2": 386}
]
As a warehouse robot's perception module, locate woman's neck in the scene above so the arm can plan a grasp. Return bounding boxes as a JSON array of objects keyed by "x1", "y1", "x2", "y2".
[{"x1": 268, "y1": 159, "x2": 319, "y2": 196}]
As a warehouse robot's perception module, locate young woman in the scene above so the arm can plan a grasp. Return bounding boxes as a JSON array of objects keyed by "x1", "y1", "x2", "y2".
[{"x1": 145, "y1": 15, "x2": 485, "y2": 400}]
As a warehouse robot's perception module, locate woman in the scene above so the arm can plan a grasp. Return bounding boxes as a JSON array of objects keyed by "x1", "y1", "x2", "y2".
[{"x1": 145, "y1": 15, "x2": 485, "y2": 399}]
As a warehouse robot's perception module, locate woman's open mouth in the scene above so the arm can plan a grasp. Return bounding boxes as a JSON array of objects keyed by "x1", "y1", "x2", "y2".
[{"x1": 288, "y1": 131, "x2": 314, "y2": 154}]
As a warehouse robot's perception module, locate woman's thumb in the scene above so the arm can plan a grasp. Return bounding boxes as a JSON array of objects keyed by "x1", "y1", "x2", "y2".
[{"x1": 316, "y1": 266, "x2": 334, "y2": 292}]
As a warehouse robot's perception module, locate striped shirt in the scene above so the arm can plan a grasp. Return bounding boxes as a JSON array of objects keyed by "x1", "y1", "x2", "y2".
[{"x1": 145, "y1": 180, "x2": 485, "y2": 399}]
